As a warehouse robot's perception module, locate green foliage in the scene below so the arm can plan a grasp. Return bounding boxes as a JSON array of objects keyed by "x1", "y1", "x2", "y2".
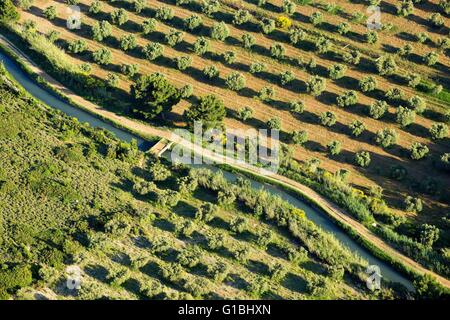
[
  {"x1": 0, "y1": 0, "x2": 19, "y2": 23},
  {"x1": 376, "y1": 55, "x2": 397, "y2": 75},
  {"x1": 365, "y1": 31, "x2": 378, "y2": 44},
  {"x1": 106, "y1": 73, "x2": 119, "y2": 87},
  {"x1": 193, "y1": 37, "x2": 210, "y2": 55},
  {"x1": 184, "y1": 14, "x2": 202, "y2": 31},
  {"x1": 404, "y1": 196, "x2": 423, "y2": 213},
  {"x1": 110, "y1": 8, "x2": 129, "y2": 26},
  {"x1": 327, "y1": 140, "x2": 342, "y2": 155},
  {"x1": 260, "y1": 18, "x2": 276, "y2": 34},
  {"x1": 44, "y1": 6, "x2": 57, "y2": 20},
  {"x1": 68, "y1": 39, "x2": 87, "y2": 54},
  {"x1": 336, "y1": 90, "x2": 357, "y2": 107},
  {"x1": 89, "y1": 0, "x2": 102, "y2": 14},
  {"x1": 259, "y1": 86, "x2": 276, "y2": 101},
  {"x1": 92, "y1": 48, "x2": 112, "y2": 65},
  {"x1": 310, "y1": 11, "x2": 323, "y2": 25},
  {"x1": 414, "y1": 274, "x2": 446, "y2": 299},
  {"x1": 233, "y1": 9, "x2": 251, "y2": 25},
  {"x1": 222, "y1": 51, "x2": 236, "y2": 64},
  {"x1": 176, "y1": 55, "x2": 192, "y2": 71},
  {"x1": 359, "y1": 76, "x2": 377, "y2": 92},
  {"x1": 410, "y1": 142, "x2": 429, "y2": 160},
  {"x1": 184, "y1": 94, "x2": 226, "y2": 129},
  {"x1": 149, "y1": 161, "x2": 171, "y2": 181},
  {"x1": 429, "y1": 122, "x2": 448, "y2": 140},
  {"x1": 249, "y1": 62, "x2": 266, "y2": 74},
  {"x1": 428, "y1": 13, "x2": 444, "y2": 28},
  {"x1": 396, "y1": 106, "x2": 416, "y2": 127},
  {"x1": 423, "y1": 51, "x2": 439, "y2": 66},
  {"x1": 242, "y1": 33, "x2": 256, "y2": 49},
  {"x1": 337, "y1": 22, "x2": 351, "y2": 35},
  {"x1": 225, "y1": 72, "x2": 246, "y2": 91},
  {"x1": 179, "y1": 84, "x2": 193, "y2": 99},
  {"x1": 289, "y1": 27, "x2": 306, "y2": 45},
  {"x1": 0, "y1": 264, "x2": 32, "y2": 298},
  {"x1": 230, "y1": 217, "x2": 248, "y2": 234},
  {"x1": 195, "y1": 203, "x2": 217, "y2": 223},
  {"x1": 419, "y1": 225, "x2": 439, "y2": 247},
  {"x1": 348, "y1": 120, "x2": 365, "y2": 137},
  {"x1": 237, "y1": 106, "x2": 253, "y2": 121},
  {"x1": 329, "y1": 64, "x2": 347, "y2": 80},
  {"x1": 202, "y1": 0, "x2": 220, "y2": 17},
  {"x1": 267, "y1": 117, "x2": 282, "y2": 130},
  {"x1": 203, "y1": 65, "x2": 220, "y2": 79},
  {"x1": 142, "y1": 42, "x2": 164, "y2": 61},
  {"x1": 279, "y1": 70, "x2": 295, "y2": 85},
  {"x1": 120, "y1": 34, "x2": 137, "y2": 51},
  {"x1": 408, "y1": 95, "x2": 426, "y2": 114},
  {"x1": 131, "y1": 73, "x2": 180, "y2": 119},
  {"x1": 397, "y1": 0, "x2": 414, "y2": 17},
  {"x1": 315, "y1": 37, "x2": 331, "y2": 54},
  {"x1": 142, "y1": 18, "x2": 157, "y2": 34},
  {"x1": 376, "y1": 128, "x2": 398, "y2": 148},
  {"x1": 307, "y1": 76, "x2": 326, "y2": 97},
  {"x1": 210, "y1": 22, "x2": 230, "y2": 41},
  {"x1": 319, "y1": 111, "x2": 336, "y2": 127},
  {"x1": 155, "y1": 6, "x2": 174, "y2": 21},
  {"x1": 133, "y1": 0, "x2": 147, "y2": 13},
  {"x1": 121, "y1": 63, "x2": 139, "y2": 78},
  {"x1": 91, "y1": 21, "x2": 112, "y2": 42},
  {"x1": 291, "y1": 130, "x2": 308, "y2": 145},
  {"x1": 355, "y1": 151, "x2": 371, "y2": 167},
  {"x1": 369, "y1": 100, "x2": 388, "y2": 119},
  {"x1": 270, "y1": 43, "x2": 286, "y2": 59},
  {"x1": 166, "y1": 29, "x2": 184, "y2": 47}
]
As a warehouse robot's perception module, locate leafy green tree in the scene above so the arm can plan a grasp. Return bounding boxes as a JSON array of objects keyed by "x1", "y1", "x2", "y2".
[
  {"x1": 398, "y1": 43, "x2": 413, "y2": 56},
  {"x1": 92, "y1": 20, "x2": 112, "y2": 42},
  {"x1": 195, "y1": 203, "x2": 217, "y2": 222},
  {"x1": 270, "y1": 43, "x2": 286, "y2": 59},
  {"x1": 260, "y1": 18, "x2": 276, "y2": 34},
  {"x1": 406, "y1": 72, "x2": 421, "y2": 88},
  {"x1": 329, "y1": 64, "x2": 347, "y2": 80},
  {"x1": 416, "y1": 32, "x2": 429, "y2": 43},
  {"x1": 222, "y1": 51, "x2": 236, "y2": 64},
  {"x1": 369, "y1": 100, "x2": 388, "y2": 119},
  {"x1": 439, "y1": 0, "x2": 450, "y2": 14},
  {"x1": 89, "y1": 0, "x2": 102, "y2": 14},
  {"x1": 121, "y1": 63, "x2": 139, "y2": 78},
  {"x1": 410, "y1": 142, "x2": 429, "y2": 160},
  {"x1": 242, "y1": 33, "x2": 256, "y2": 49},
  {"x1": 365, "y1": 31, "x2": 378, "y2": 44},
  {"x1": 376, "y1": 55, "x2": 397, "y2": 75},
  {"x1": 419, "y1": 224, "x2": 440, "y2": 247},
  {"x1": 203, "y1": 65, "x2": 220, "y2": 79},
  {"x1": 202, "y1": 0, "x2": 220, "y2": 17},
  {"x1": 289, "y1": 27, "x2": 306, "y2": 45},
  {"x1": 237, "y1": 106, "x2": 253, "y2": 121},
  {"x1": 155, "y1": 6, "x2": 173, "y2": 21},
  {"x1": 376, "y1": 128, "x2": 398, "y2": 148},
  {"x1": 120, "y1": 34, "x2": 137, "y2": 51},
  {"x1": 193, "y1": 37, "x2": 210, "y2": 55},
  {"x1": 179, "y1": 84, "x2": 193, "y2": 99},
  {"x1": 68, "y1": 39, "x2": 87, "y2": 54},
  {"x1": 184, "y1": 14, "x2": 202, "y2": 31},
  {"x1": 396, "y1": 106, "x2": 416, "y2": 127},
  {"x1": 157, "y1": 190, "x2": 180, "y2": 207},
  {"x1": 106, "y1": 73, "x2": 119, "y2": 87},
  {"x1": 423, "y1": 51, "x2": 439, "y2": 66},
  {"x1": 176, "y1": 55, "x2": 192, "y2": 70},
  {"x1": 337, "y1": 22, "x2": 351, "y2": 35},
  {"x1": 429, "y1": 122, "x2": 448, "y2": 140},
  {"x1": 385, "y1": 87, "x2": 404, "y2": 101},
  {"x1": 279, "y1": 70, "x2": 295, "y2": 85},
  {"x1": 290, "y1": 101, "x2": 305, "y2": 114},
  {"x1": 282, "y1": 0, "x2": 296, "y2": 15},
  {"x1": 142, "y1": 42, "x2": 164, "y2": 61},
  {"x1": 397, "y1": 0, "x2": 414, "y2": 16},
  {"x1": 249, "y1": 62, "x2": 266, "y2": 74},
  {"x1": 319, "y1": 111, "x2": 337, "y2": 127},
  {"x1": 131, "y1": 73, "x2": 180, "y2": 119},
  {"x1": 291, "y1": 130, "x2": 308, "y2": 145},
  {"x1": 428, "y1": 13, "x2": 444, "y2": 28},
  {"x1": 315, "y1": 37, "x2": 331, "y2": 54},
  {"x1": 414, "y1": 274, "x2": 445, "y2": 299},
  {"x1": 359, "y1": 76, "x2": 377, "y2": 92},
  {"x1": 184, "y1": 94, "x2": 226, "y2": 129},
  {"x1": 44, "y1": 6, "x2": 57, "y2": 20},
  {"x1": 336, "y1": 90, "x2": 357, "y2": 107},
  {"x1": 142, "y1": 18, "x2": 157, "y2": 34},
  {"x1": 225, "y1": 72, "x2": 246, "y2": 91},
  {"x1": 166, "y1": 29, "x2": 184, "y2": 47},
  {"x1": 210, "y1": 21, "x2": 230, "y2": 41},
  {"x1": 233, "y1": 9, "x2": 251, "y2": 25},
  {"x1": 307, "y1": 76, "x2": 326, "y2": 97},
  {"x1": 348, "y1": 120, "x2": 366, "y2": 137},
  {"x1": 92, "y1": 48, "x2": 112, "y2": 65},
  {"x1": 355, "y1": 151, "x2": 371, "y2": 167},
  {"x1": 259, "y1": 86, "x2": 276, "y2": 101},
  {"x1": 267, "y1": 117, "x2": 282, "y2": 130},
  {"x1": 0, "y1": 0, "x2": 19, "y2": 22},
  {"x1": 310, "y1": 11, "x2": 323, "y2": 25},
  {"x1": 327, "y1": 140, "x2": 342, "y2": 155},
  {"x1": 110, "y1": 8, "x2": 128, "y2": 26},
  {"x1": 230, "y1": 217, "x2": 248, "y2": 234}
]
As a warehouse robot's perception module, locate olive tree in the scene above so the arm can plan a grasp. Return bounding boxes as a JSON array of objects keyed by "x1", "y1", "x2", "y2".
[
  {"x1": 342, "y1": 50, "x2": 361, "y2": 65},
  {"x1": 68, "y1": 39, "x2": 87, "y2": 54},
  {"x1": 110, "y1": 8, "x2": 128, "y2": 26},
  {"x1": 328, "y1": 63, "x2": 347, "y2": 79},
  {"x1": 337, "y1": 22, "x2": 351, "y2": 35},
  {"x1": 249, "y1": 62, "x2": 266, "y2": 74},
  {"x1": 359, "y1": 76, "x2": 377, "y2": 92},
  {"x1": 120, "y1": 34, "x2": 137, "y2": 51},
  {"x1": 202, "y1": 0, "x2": 220, "y2": 17},
  {"x1": 142, "y1": 42, "x2": 164, "y2": 61},
  {"x1": 270, "y1": 43, "x2": 286, "y2": 59},
  {"x1": 237, "y1": 106, "x2": 253, "y2": 121},
  {"x1": 376, "y1": 55, "x2": 397, "y2": 75},
  {"x1": 369, "y1": 100, "x2": 388, "y2": 119},
  {"x1": 222, "y1": 51, "x2": 236, "y2": 64},
  {"x1": 410, "y1": 142, "x2": 429, "y2": 160},
  {"x1": 225, "y1": 72, "x2": 246, "y2": 91},
  {"x1": 290, "y1": 101, "x2": 305, "y2": 114},
  {"x1": 92, "y1": 47, "x2": 112, "y2": 65},
  {"x1": 348, "y1": 120, "x2": 366, "y2": 137},
  {"x1": 155, "y1": 6, "x2": 173, "y2": 21},
  {"x1": 289, "y1": 27, "x2": 306, "y2": 45},
  {"x1": 423, "y1": 51, "x2": 439, "y2": 66},
  {"x1": 310, "y1": 11, "x2": 323, "y2": 25},
  {"x1": 327, "y1": 140, "x2": 342, "y2": 155},
  {"x1": 397, "y1": 0, "x2": 414, "y2": 17},
  {"x1": 279, "y1": 70, "x2": 295, "y2": 85},
  {"x1": 142, "y1": 18, "x2": 157, "y2": 34},
  {"x1": 291, "y1": 130, "x2": 308, "y2": 145},
  {"x1": 166, "y1": 29, "x2": 184, "y2": 47},
  {"x1": 282, "y1": 0, "x2": 296, "y2": 15},
  {"x1": 267, "y1": 117, "x2": 282, "y2": 130},
  {"x1": 355, "y1": 151, "x2": 371, "y2": 167},
  {"x1": 315, "y1": 37, "x2": 331, "y2": 54},
  {"x1": 91, "y1": 21, "x2": 112, "y2": 42},
  {"x1": 336, "y1": 90, "x2": 357, "y2": 107},
  {"x1": 193, "y1": 37, "x2": 210, "y2": 55},
  {"x1": 260, "y1": 18, "x2": 276, "y2": 34},
  {"x1": 242, "y1": 33, "x2": 256, "y2": 49},
  {"x1": 375, "y1": 128, "x2": 398, "y2": 148},
  {"x1": 396, "y1": 106, "x2": 416, "y2": 127},
  {"x1": 176, "y1": 55, "x2": 192, "y2": 71},
  {"x1": 89, "y1": 0, "x2": 102, "y2": 14},
  {"x1": 210, "y1": 21, "x2": 230, "y2": 41},
  {"x1": 404, "y1": 196, "x2": 423, "y2": 213},
  {"x1": 306, "y1": 76, "x2": 326, "y2": 97},
  {"x1": 184, "y1": 94, "x2": 226, "y2": 129},
  {"x1": 121, "y1": 63, "x2": 139, "y2": 78},
  {"x1": 429, "y1": 122, "x2": 448, "y2": 140},
  {"x1": 44, "y1": 6, "x2": 57, "y2": 20},
  {"x1": 203, "y1": 65, "x2": 220, "y2": 79},
  {"x1": 319, "y1": 111, "x2": 337, "y2": 127},
  {"x1": 365, "y1": 31, "x2": 378, "y2": 44},
  {"x1": 419, "y1": 224, "x2": 440, "y2": 248},
  {"x1": 233, "y1": 9, "x2": 251, "y2": 25},
  {"x1": 184, "y1": 14, "x2": 202, "y2": 31},
  {"x1": 259, "y1": 86, "x2": 276, "y2": 101}
]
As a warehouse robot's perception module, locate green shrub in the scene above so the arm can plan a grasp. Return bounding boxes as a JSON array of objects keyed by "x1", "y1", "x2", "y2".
[
  {"x1": 210, "y1": 21, "x2": 230, "y2": 41},
  {"x1": 44, "y1": 6, "x2": 57, "y2": 20},
  {"x1": 337, "y1": 22, "x2": 351, "y2": 35},
  {"x1": 184, "y1": 14, "x2": 203, "y2": 31},
  {"x1": 92, "y1": 48, "x2": 112, "y2": 65},
  {"x1": 259, "y1": 86, "x2": 276, "y2": 101},
  {"x1": 376, "y1": 55, "x2": 397, "y2": 75},
  {"x1": 289, "y1": 27, "x2": 306, "y2": 44},
  {"x1": 327, "y1": 140, "x2": 342, "y2": 155},
  {"x1": 365, "y1": 31, "x2": 378, "y2": 44},
  {"x1": 410, "y1": 142, "x2": 429, "y2": 160},
  {"x1": 355, "y1": 151, "x2": 371, "y2": 167},
  {"x1": 142, "y1": 42, "x2": 164, "y2": 61},
  {"x1": 359, "y1": 76, "x2": 377, "y2": 92},
  {"x1": 319, "y1": 111, "x2": 336, "y2": 127},
  {"x1": 369, "y1": 100, "x2": 388, "y2": 119},
  {"x1": 423, "y1": 51, "x2": 439, "y2": 66},
  {"x1": 203, "y1": 65, "x2": 219, "y2": 79},
  {"x1": 336, "y1": 90, "x2": 357, "y2": 107},
  {"x1": 176, "y1": 55, "x2": 192, "y2": 71},
  {"x1": 307, "y1": 76, "x2": 326, "y2": 97},
  {"x1": 120, "y1": 34, "x2": 137, "y2": 51},
  {"x1": 142, "y1": 18, "x2": 157, "y2": 34},
  {"x1": 225, "y1": 72, "x2": 246, "y2": 91},
  {"x1": 222, "y1": 51, "x2": 236, "y2": 64},
  {"x1": 376, "y1": 128, "x2": 398, "y2": 148},
  {"x1": 184, "y1": 94, "x2": 226, "y2": 129},
  {"x1": 328, "y1": 64, "x2": 347, "y2": 80},
  {"x1": 110, "y1": 8, "x2": 128, "y2": 26},
  {"x1": 279, "y1": 70, "x2": 295, "y2": 85},
  {"x1": 260, "y1": 18, "x2": 276, "y2": 34},
  {"x1": 315, "y1": 37, "x2": 331, "y2": 54},
  {"x1": 397, "y1": 0, "x2": 414, "y2": 17},
  {"x1": 404, "y1": 196, "x2": 423, "y2": 213},
  {"x1": 202, "y1": 0, "x2": 220, "y2": 17},
  {"x1": 290, "y1": 101, "x2": 305, "y2": 114},
  {"x1": 249, "y1": 62, "x2": 267, "y2": 74},
  {"x1": 429, "y1": 122, "x2": 448, "y2": 140},
  {"x1": 91, "y1": 20, "x2": 112, "y2": 42},
  {"x1": 68, "y1": 39, "x2": 87, "y2": 54},
  {"x1": 155, "y1": 6, "x2": 174, "y2": 21},
  {"x1": 270, "y1": 43, "x2": 286, "y2": 59},
  {"x1": 396, "y1": 106, "x2": 416, "y2": 127},
  {"x1": 237, "y1": 106, "x2": 253, "y2": 121},
  {"x1": 310, "y1": 11, "x2": 323, "y2": 25},
  {"x1": 233, "y1": 9, "x2": 252, "y2": 25},
  {"x1": 428, "y1": 13, "x2": 444, "y2": 28},
  {"x1": 242, "y1": 33, "x2": 256, "y2": 49},
  {"x1": 193, "y1": 37, "x2": 210, "y2": 55},
  {"x1": 165, "y1": 29, "x2": 184, "y2": 47}
]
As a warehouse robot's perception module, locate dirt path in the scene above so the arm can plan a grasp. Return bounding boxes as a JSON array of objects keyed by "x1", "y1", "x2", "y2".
[{"x1": 1, "y1": 34, "x2": 449, "y2": 289}]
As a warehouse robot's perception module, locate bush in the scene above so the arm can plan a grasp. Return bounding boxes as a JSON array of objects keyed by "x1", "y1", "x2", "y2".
[
  {"x1": 142, "y1": 18, "x2": 157, "y2": 34},
  {"x1": 176, "y1": 55, "x2": 192, "y2": 71},
  {"x1": 423, "y1": 51, "x2": 439, "y2": 66},
  {"x1": 315, "y1": 37, "x2": 331, "y2": 54},
  {"x1": 193, "y1": 37, "x2": 210, "y2": 55},
  {"x1": 376, "y1": 128, "x2": 398, "y2": 148},
  {"x1": 376, "y1": 55, "x2": 397, "y2": 75},
  {"x1": 242, "y1": 33, "x2": 256, "y2": 49},
  {"x1": 120, "y1": 34, "x2": 137, "y2": 51},
  {"x1": 44, "y1": 6, "x2": 57, "y2": 20},
  {"x1": 282, "y1": 0, "x2": 296, "y2": 15},
  {"x1": 222, "y1": 51, "x2": 236, "y2": 64},
  {"x1": 397, "y1": 0, "x2": 414, "y2": 17},
  {"x1": 0, "y1": 264, "x2": 32, "y2": 298},
  {"x1": 310, "y1": 11, "x2": 323, "y2": 25},
  {"x1": 89, "y1": 0, "x2": 102, "y2": 14},
  {"x1": 369, "y1": 100, "x2": 388, "y2": 119},
  {"x1": 396, "y1": 106, "x2": 416, "y2": 127},
  {"x1": 328, "y1": 64, "x2": 347, "y2": 80},
  {"x1": 157, "y1": 189, "x2": 180, "y2": 207},
  {"x1": 267, "y1": 117, "x2": 282, "y2": 130},
  {"x1": 179, "y1": 84, "x2": 193, "y2": 99},
  {"x1": 165, "y1": 29, "x2": 184, "y2": 47},
  {"x1": 121, "y1": 63, "x2": 139, "y2": 78},
  {"x1": 336, "y1": 90, "x2": 357, "y2": 107},
  {"x1": 91, "y1": 21, "x2": 112, "y2": 42},
  {"x1": 398, "y1": 44, "x2": 413, "y2": 56},
  {"x1": 410, "y1": 142, "x2": 429, "y2": 160},
  {"x1": 68, "y1": 39, "x2": 87, "y2": 54},
  {"x1": 203, "y1": 65, "x2": 220, "y2": 79},
  {"x1": 414, "y1": 274, "x2": 446, "y2": 299},
  {"x1": 342, "y1": 50, "x2": 361, "y2": 65},
  {"x1": 289, "y1": 27, "x2": 306, "y2": 45},
  {"x1": 233, "y1": 9, "x2": 251, "y2": 25},
  {"x1": 92, "y1": 48, "x2": 112, "y2": 65},
  {"x1": 207, "y1": 262, "x2": 229, "y2": 283},
  {"x1": 237, "y1": 106, "x2": 253, "y2": 121},
  {"x1": 319, "y1": 111, "x2": 337, "y2": 127},
  {"x1": 259, "y1": 86, "x2": 276, "y2": 101},
  {"x1": 249, "y1": 62, "x2": 266, "y2": 74},
  {"x1": 177, "y1": 246, "x2": 202, "y2": 268},
  {"x1": 292, "y1": 130, "x2": 308, "y2": 145},
  {"x1": 307, "y1": 76, "x2": 326, "y2": 97},
  {"x1": 260, "y1": 18, "x2": 276, "y2": 34},
  {"x1": 184, "y1": 94, "x2": 226, "y2": 129},
  {"x1": 385, "y1": 87, "x2": 404, "y2": 101},
  {"x1": 404, "y1": 196, "x2": 423, "y2": 213},
  {"x1": 230, "y1": 217, "x2": 248, "y2": 234},
  {"x1": 218, "y1": 189, "x2": 236, "y2": 206},
  {"x1": 110, "y1": 8, "x2": 128, "y2": 26},
  {"x1": 142, "y1": 42, "x2": 164, "y2": 61},
  {"x1": 355, "y1": 151, "x2": 371, "y2": 167},
  {"x1": 106, "y1": 73, "x2": 119, "y2": 87},
  {"x1": 225, "y1": 72, "x2": 246, "y2": 91},
  {"x1": 210, "y1": 22, "x2": 230, "y2": 41},
  {"x1": 428, "y1": 13, "x2": 444, "y2": 28},
  {"x1": 348, "y1": 120, "x2": 365, "y2": 137},
  {"x1": 327, "y1": 140, "x2": 342, "y2": 155},
  {"x1": 406, "y1": 73, "x2": 421, "y2": 88},
  {"x1": 359, "y1": 76, "x2": 377, "y2": 92},
  {"x1": 279, "y1": 70, "x2": 295, "y2": 85},
  {"x1": 155, "y1": 6, "x2": 173, "y2": 21},
  {"x1": 133, "y1": 0, "x2": 147, "y2": 13},
  {"x1": 183, "y1": 14, "x2": 202, "y2": 31},
  {"x1": 416, "y1": 32, "x2": 429, "y2": 43},
  {"x1": 270, "y1": 43, "x2": 286, "y2": 59},
  {"x1": 429, "y1": 122, "x2": 448, "y2": 140}
]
